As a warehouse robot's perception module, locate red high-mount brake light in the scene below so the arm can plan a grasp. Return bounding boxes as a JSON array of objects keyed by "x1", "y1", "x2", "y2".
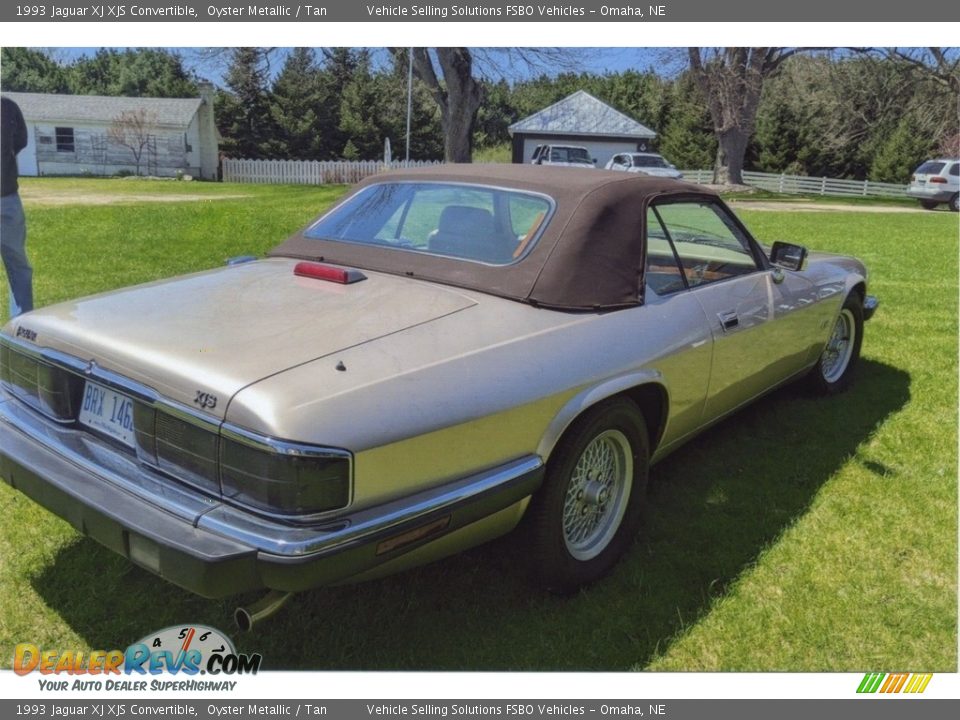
[{"x1": 294, "y1": 262, "x2": 366, "y2": 284}]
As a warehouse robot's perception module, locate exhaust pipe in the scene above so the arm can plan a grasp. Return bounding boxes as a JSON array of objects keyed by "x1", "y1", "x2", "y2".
[{"x1": 234, "y1": 590, "x2": 294, "y2": 632}]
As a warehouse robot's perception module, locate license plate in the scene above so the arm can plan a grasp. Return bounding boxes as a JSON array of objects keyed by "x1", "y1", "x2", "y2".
[{"x1": 78, "y1": 381, "x2": 136, "y2": 449}]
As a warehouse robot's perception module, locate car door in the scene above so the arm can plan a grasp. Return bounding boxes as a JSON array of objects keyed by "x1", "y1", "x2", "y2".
[{"x1": 650, "y1": 199, "x2": 817, "y2": 423}]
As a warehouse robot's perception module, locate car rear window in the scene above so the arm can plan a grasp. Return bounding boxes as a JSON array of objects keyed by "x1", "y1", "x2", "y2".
[
  {"x1": 633, "y1": 155, "x2": 668, "y2": 168},
  {"x1": 916, "y1": 161, "x2": 946, "y2": 174},
  {"x1": 304, "y1": 182, "x2": 552, "y2": 266},
  {"x1": 550, "y1": 147, "x2": 592, "y2": 164}
]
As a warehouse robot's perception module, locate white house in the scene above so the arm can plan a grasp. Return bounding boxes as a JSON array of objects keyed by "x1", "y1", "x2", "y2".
[
  {"x1": 5, "y1": 85, "x2": 219, "y2": 180},
  {"x1": 509, "y1": 90, "x2": 657, "y2": 168}
]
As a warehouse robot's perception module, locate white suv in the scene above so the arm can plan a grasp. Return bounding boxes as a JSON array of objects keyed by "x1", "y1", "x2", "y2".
[{"x1": 906, "y1": 158, "x2": 959, "y2": 212}]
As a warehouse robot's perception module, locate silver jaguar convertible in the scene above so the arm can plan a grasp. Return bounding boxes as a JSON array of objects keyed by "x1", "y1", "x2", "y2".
[{"x1": 0, "y1": 165, "x2": 877, "y2": 625}]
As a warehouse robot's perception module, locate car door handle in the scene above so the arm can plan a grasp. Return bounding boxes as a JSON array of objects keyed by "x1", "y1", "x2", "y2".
[{"x1": 717, "y1": 311, "x2": 739, "y2": 332}]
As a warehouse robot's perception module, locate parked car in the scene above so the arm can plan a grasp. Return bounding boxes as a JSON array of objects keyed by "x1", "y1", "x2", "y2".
[
  {"x1": 530, "y1": 144, "x2": 595, "y2": 167},
  {"x1": 0, "y1": 166, "x2": 877, "y2": 628},
  {"x1": 906, "y1": 158, "x2": 959, "y2": 211},
  {"x1": 606, "y1": 152, "x2": 683, "y2": 179}
]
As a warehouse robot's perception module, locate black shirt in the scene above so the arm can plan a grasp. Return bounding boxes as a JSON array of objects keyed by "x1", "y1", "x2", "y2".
[{"x1": 1, "y1": 97, "x2": 28, "y2": 197}]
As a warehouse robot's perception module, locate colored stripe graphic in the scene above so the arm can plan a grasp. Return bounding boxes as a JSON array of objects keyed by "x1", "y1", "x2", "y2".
[
  {"x1": 857, "y1": 672, "x2": 932, "y2": 694},
  {"x1": 857, "y1": 673, "x2": 886, "y2": 693}
]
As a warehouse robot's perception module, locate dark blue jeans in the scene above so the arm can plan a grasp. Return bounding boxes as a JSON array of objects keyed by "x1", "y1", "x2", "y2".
[{"x1": 1, "y1": 192, "x2": 32, "y2": 317}]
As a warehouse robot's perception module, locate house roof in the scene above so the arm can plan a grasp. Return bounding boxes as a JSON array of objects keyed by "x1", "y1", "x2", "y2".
[
  {"x1": 3, "y1": 92, "x2": 203, "y2": 128},
  {"x1": 508, "y1": 90, "x2": 656, "y2": 139}
]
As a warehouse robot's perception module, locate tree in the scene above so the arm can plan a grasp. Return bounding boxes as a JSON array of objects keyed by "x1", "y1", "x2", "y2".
[
  {"x1": 404, "y1": 48, "x2": 483, "y2": 163},
  {"x1": 338, "y1": 54, "x2": 444, "y2": 160},
  {"x1": 70, "y1": 48, "x2": 198, "y2": 98},
  {"x1": 658, "y1": 72, "x2": 716, "y2": 171},
  {"x1": 217, "y1": 48, "x2": 275, "y2": 159},
  {"x1": 0, "y1": 47, "x2": 71, "y2": 93},
  {"x1": 107, "y1": 108, "x2": 158, "y2": 175},
  {"x1": 267, "y1": 48, "x2": 330, "y2": 159},
  {"x1": 854, "y1": 48, "x2": 960, "y2": 95},
  {"x1": 870, "y1": 115, "x2": 938, "y2": 183},
  {"x1": 687, "y1": 48, "x2": 803, "y2": 184}
]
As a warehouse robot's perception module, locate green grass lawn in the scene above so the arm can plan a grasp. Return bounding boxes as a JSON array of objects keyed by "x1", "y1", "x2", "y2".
[{"x1": 0, "y1": 178, "x2": 955, "y2": 671}]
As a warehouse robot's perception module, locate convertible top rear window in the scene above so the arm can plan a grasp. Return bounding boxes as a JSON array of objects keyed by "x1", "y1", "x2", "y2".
[
  {"x1": 272, "y1": 165, "x2": 717, "y2": 310},
  {"x1": 304, "y1": 182, "x2": 552, "y2": 266}
]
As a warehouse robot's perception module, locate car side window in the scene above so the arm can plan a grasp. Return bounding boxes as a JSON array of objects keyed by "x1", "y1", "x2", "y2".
[
  {"x1": 950, "y1": 163, "x2": 959, "y2": 177},
  {"x1": 652, "y1": 201, "x2": 760, "y2": 288},
  {"x1": 645, "y1": 208, "x2": 686, "y2": 296}
]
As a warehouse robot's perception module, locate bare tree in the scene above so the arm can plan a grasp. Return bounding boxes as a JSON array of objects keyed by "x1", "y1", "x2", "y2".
[
  {"x1": 108, "y1": 108, "x2": 158, "y2": 175},
  {"x1": 391, "y1": 48, "x2": 584, "y2": 163},
  {"x1": 387, "y1": 48, "x2": 481, "y2": 163},
  {"x1": 688, "y1": 48, "x2": 804, "y2": 185},
  {"x1": 852, "y1": 47, "x2": 960, "y2": 95}
]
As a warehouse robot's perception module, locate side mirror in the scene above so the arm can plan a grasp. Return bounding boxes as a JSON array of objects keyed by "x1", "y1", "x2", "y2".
[{"x1": 770, "y1": 241, "x2": 808, "y2": 271}]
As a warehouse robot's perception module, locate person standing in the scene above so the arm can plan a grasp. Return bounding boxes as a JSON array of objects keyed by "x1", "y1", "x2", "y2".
[{"x1": 1, "y1": 95, "x2": 32, "y2": 317}]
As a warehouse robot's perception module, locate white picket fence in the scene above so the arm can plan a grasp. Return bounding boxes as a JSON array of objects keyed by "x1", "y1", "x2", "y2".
[
  {"x1": 222, "y1": 158, "x2": 442, "y2": 185},
  {"x1": 223, "y1": 158, "x2": 909, "y2": 199},
  {"x1": 680, "y1": 169, "x2": 908, "y2": 198}
]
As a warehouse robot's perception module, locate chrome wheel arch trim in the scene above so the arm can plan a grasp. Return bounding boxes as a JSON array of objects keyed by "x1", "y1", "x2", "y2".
[{"x1": 535, "y1": 370, "x2": 668, "y2": 462}]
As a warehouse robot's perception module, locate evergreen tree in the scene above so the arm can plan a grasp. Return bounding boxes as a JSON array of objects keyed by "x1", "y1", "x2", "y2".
[
  {"x1": 69, "y1": 48, "x2": 197, "y2": 97},
  {"x1": 268, "y1": 48, "x2": 330, "y2": 159},
  {"x1": 218, "y1": 48, "x2": 275, "y2": 159},
  {"x1": 338, "y1": 56, "x2": 387, "y2": 159},
  {"x1": 0, "y1": 47, "x2": 71, "y2": 93},
  {"x1": 870, "y1": 116, "x2": 938, "y2": 182},
  {"x1": 658, "y1": 73, "x2": 716, "y2": 170}
]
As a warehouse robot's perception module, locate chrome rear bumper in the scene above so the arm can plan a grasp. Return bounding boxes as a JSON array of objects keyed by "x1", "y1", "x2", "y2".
[{"x1": 0, "y1": 391, "x2": 543, "y2": 597}]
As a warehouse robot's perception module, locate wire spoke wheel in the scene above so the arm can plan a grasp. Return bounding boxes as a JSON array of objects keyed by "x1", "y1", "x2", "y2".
[
  {"x1": 525, "y1": 397, "x2": 648, "y2": 591},
  {"x1": 820, "y1": 308, "x2": 856, "y2": 384},
  {"x1": 561, "y1": 429, "x2": 633, "y2": 561}
]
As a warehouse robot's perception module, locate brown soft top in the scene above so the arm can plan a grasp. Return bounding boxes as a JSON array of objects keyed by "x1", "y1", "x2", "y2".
[{"x1": 270, "y1": 164, "x2": 717, "y2": 310}]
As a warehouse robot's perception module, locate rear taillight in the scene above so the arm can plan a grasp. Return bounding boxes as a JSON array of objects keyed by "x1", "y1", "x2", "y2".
[
  {"x1": 220, "y1": 430, "x2": 351, "y2": 516},
  {"x1": 153, "y1": 410, "x2": 220, "y2": 493},
  {"x1": 930, "y1": 177, "x2": 947, "y2": 184},
  {"x1": 0, "y1": 343, "x2": 81, "y2": 421}
]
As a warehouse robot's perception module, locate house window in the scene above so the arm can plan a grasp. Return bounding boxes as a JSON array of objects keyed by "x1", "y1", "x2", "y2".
[{"x1": 55, "y1": 127, "x2": 75, "y2": 153}]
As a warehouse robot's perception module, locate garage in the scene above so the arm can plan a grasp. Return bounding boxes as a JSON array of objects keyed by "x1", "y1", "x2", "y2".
[{"x1": 509, "y1": 90, "x2": 657, "y2": 168}]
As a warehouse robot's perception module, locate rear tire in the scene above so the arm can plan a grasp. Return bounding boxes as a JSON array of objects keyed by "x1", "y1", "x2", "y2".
[
  {"x1": 950, "y1": 194, "x2": 959, "y2": 213},
  {"x1": 526, "y1": 398, "x2": 649, "y2": 593},
  {"x1": 919, "y1": 200, "x2": 938, "y2": 210},
  {"x1": 806, "y1": 293, "x2": 864, "y2": 395}
]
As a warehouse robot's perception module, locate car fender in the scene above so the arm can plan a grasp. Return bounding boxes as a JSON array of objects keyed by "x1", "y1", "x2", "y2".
[{"x1": 536, "y1": 370, "x2": 667, "y2": 461}]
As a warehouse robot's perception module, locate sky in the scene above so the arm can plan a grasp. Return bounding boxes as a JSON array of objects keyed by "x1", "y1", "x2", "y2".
[{"x1": 50, "y1": 47, "x2": 671, "y2": 86}]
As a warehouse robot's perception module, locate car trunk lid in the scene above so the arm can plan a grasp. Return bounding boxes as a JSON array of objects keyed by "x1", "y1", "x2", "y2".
[{"x1": 5, "y1": 258, "x2": 477, "y2": 418}]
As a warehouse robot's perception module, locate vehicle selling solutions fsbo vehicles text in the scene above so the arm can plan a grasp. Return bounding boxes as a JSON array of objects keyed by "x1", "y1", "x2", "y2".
[{"x1": 365, "y1": 5, "x2": 591, "y2": 17}]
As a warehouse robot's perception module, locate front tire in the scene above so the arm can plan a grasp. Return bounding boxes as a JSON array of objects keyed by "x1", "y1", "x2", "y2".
[
  {"x1": 526, "y1": 398, "x2": 649, "y2": 592},
  {"x1": 806, "y1": 293, "x2": 864, "y2": 395}
]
